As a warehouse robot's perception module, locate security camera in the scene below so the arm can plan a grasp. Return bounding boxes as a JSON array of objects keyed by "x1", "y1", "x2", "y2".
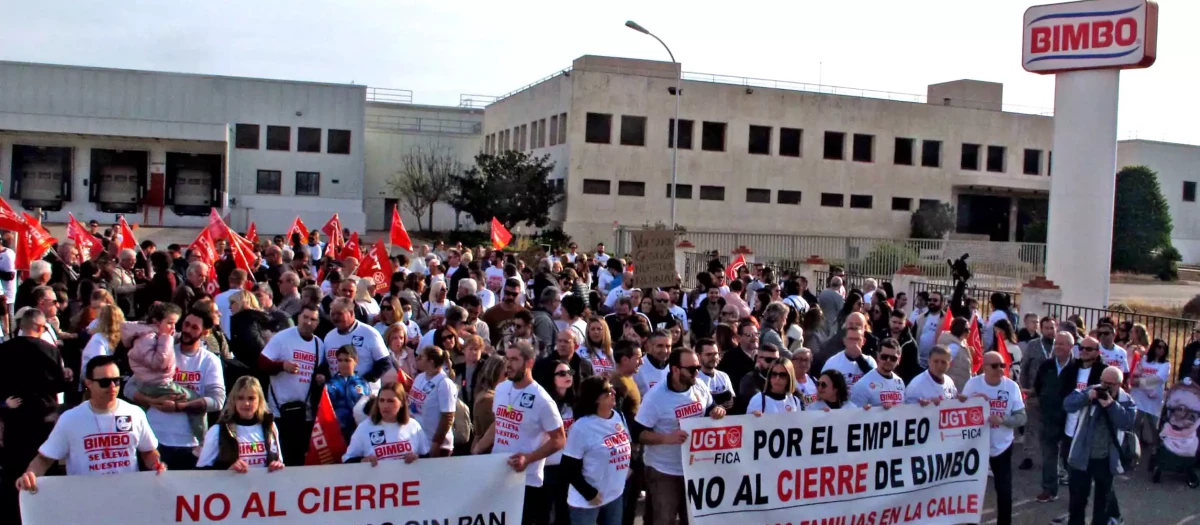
[{"x1": 745, "y1": 88, "x2": 754, "y2": 95}]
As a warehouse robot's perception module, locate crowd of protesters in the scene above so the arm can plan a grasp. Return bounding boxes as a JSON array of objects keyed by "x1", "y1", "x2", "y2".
[{"x1": 0, "y1": 222, "x2": 1196, "y2": 525}]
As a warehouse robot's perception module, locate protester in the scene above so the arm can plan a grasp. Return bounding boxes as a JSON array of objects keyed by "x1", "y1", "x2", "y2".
[
  {"x1": 453, "y1": 334, "x2": 489, "y2": 407},
  {"x1": 410, "y1": 346, "x2": 456, "y2": 457},
  {"x1": 696, "y1": 338, "x2": 735, "y2": 410},
  {"x1": 808, "y1": 370, "x2": 855, "y2": 411},
  {"x1": 381, "y1": 322, "x2": 417, "y2": 382},
  {"x1": 343, "y1": 381, "x2": 427, "y2": 465},
  {"x1": 323, "y1": 297, "x2": 390, "y2": 391},
  {"x1": 579, "y1": 317, "x2": 616, "y2": 375},
  {"x1": 1095, "y1": 322, "x2": 1130, "y2": 375},
  {"x1": 196, "y1": 376, "x2": 285, "y2": 472},
  {"x1": 822, "y1": 327, "x2": 876, "y2": 390},
  {"x1": 563, "y1": 376, "x2": 630, "y2": 525},
  {"x1": 537, "y1": 359, "x2": 576, "y2": 525},
  {"x1": 79, "y1": 304, "x2": 123, "y2": 386},
  {"x1": 326, "y1": 345, "x2": 371, "y2": 441},
  {"x1": 850, "y1": 338, "x2": 905, "y2": 408},
  {"x1": 634, "y1": 330, "x2": 671, "y2": 396},
  {"x1": 1032, "y1": 331, "x2": 1076, "y2": 503},
  {"x1": 912, "y1": 291, "x2": 945, "y2": 368},
  {"x1": 258, "y1": 304, "x2": 323, "y2": 466},
  {"x1": 904, "y1": 345, "x2": 958, "y2": 406},
  {"x1": 748, "y1": 356, "x2": 801, "y2": 415},
  {"x1": 481, "y1": 278, "x2": 526, "y2": 345},
  {"x1": 470, "y1": 356, "x2": 507, "y2": 453},
  {"x1": 1130, "y1": 338, "x2": 1171, "y2": 468},
  {"x1": 963, "y1": 351, "x2": 1027, "y2": 525},
  {"x1": 1063, "y1": 366, "x2": 1135, "y2": 525}
]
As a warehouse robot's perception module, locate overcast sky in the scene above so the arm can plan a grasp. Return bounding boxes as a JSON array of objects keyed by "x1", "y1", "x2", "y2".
[{"x1": 2, "y1": 0, "x2": 1196, "y2": 144}]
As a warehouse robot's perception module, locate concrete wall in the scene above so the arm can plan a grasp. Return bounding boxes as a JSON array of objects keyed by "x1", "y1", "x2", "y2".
[
  {"x1": 1117, "y1": 140, "x2": 1200, "y2": 264},
  {"x1": 927, "y1": 80, "x2": 1004, "y2": 112}
]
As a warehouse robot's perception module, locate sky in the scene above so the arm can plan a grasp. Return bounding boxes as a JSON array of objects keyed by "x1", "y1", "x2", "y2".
[{"x1": 1, "y1": 0, "x2": 1197, "y2": 144}]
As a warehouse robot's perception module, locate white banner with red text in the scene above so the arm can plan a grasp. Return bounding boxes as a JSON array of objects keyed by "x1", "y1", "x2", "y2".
[
  {"x1": 680, "y1": 399, "x2": 990, "y2": 525},
  {"x1": 21, "y1": 454, "x2": 523, "y2": 525}
]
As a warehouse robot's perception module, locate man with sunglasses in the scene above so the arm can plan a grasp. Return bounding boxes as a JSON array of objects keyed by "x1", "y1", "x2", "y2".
[
  {"x1": 481, "y1": 278, "x2": 527, "y2": 346},
  {"x1": 962, "y1": 351, "x2": 1027, "y2": 525},
  {"x1": 913, "y1": 291, "x2": 945, "y2": 369},
  {"x1": 851, "y1": 338, "x2": 906, "y2": 409},
  {"x1": 634, "y1": 347, "x2": 726, "y2": 525},
  {"x1": 1094, "y1": 323, "x2": 1130, "y2": 378}
]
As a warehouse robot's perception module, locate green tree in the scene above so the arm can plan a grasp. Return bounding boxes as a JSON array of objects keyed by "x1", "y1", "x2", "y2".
[
  {"x1": 1112, "y1": 165, "x2": 1177, "y2": 278},
  {"x1": 453, "y1": 150, "x2": 563, "y2": 230},
  {"x1": 910, "y1": 201, "x2": 956, "y2": 239}
]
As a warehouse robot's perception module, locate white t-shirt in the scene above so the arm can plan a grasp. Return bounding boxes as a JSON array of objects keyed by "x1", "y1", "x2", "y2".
[
  {"x1": 0, "y1": 247, "x2": 16, "y2": 299},
  {"x1": 478, "y1": 289, "x2": 497, "y2": 311},
  {"x1": 821, "y1": 351, "x2": 877, "y2": 389},
  {"x1": 748, "y1": 392, "x2": 802, "y2": 414},
  {"x1": 918, "y1": 313, "x2": 943, "y2": 365},
  {"x1": 491, "y1": 380, "x2": 564, "y2": 487},
  {"x1": 1099, "y1": 344, "x2": 1130, "y2": 374},
  {"x1": 597, "y1": 270, "x2": 615, "y2": 295},
  {"x1": 904, "y1": 370, "x2": 958, "y2": 404},
  {"x1": 323, "y1": 321, "x2": 389, "y2": 390},
  {"x1": 603, "y1": 286, "x2": 634, "y2": 310},
  {"x1": 196, "y1": 421, "x2": 282, "y2": 468},
  {"x1": 633, "y1": 357, "x2": 669, "y2": 396},
  {"x1": 697, "y1": 370, "x2": 734, "y2": 401},
  {"x1": 39, "y1": 400, "x2": 158, "y2": 476},
  {"x1": 668, "y1": 305, "x2": 690, "y2": 332},
  {"x1": 635, "y1": 381, "x2": 713, "y2": 477},
  {"x1": 808, "y1": 399, "x2": 859, "y2": 411},
  {"x1": 546, "y1": 404, "x2": 574, "y2": 466},
  {"x1": 343, "y1": 419, "x2": 430, "y2": 462},
  {"x1": 850, "y1": 369, "x2": 906, "y2": 408},
  {"x1": 423, "y1": 299, "x2": 455, "y2": 318},
  {"x1": 797, "y1": 378, "x2": 818, "y2": 408},
  {"x1": 983, "y1": 310, "x2": 1008, "y2": 351},
  {"x1": 962, "y1": 375, "x2": 1025, "y2": 457},
  {"x1": 409, "y1": 371, "x2": 457, "y2": 451},
  {"x1": 1131, "y1": 360, "x2": 1171, "y2": 416},
  {"x1": 1065, "y1": 367, "x2": 1095, "y2": 438},
  {"x1": 261, "y1": 327, "x2": 323, "y2": 415},
  {"x1": 564, "y1": 412, "x2": 631, "y2": 508},
  {"x1": 484, "y1": 267, "x2": 506, "y2": 292},
  {"x1": 215, "y1": 289, "x2": 238, "y2": 335},
  {"x1": 578, "y1": 347, "x2": 616, "y2": 376},
  {"x1": 140, "y1": 346, "x2": 224, "y2": 447},
  {"x1": 594, "y1": 253, "x2": 611, "y2": 267}
]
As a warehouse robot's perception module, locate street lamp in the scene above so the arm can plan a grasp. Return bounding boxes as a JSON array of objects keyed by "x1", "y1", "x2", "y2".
[{"x1": 626, "y1": 20, "x2": 680, "y2": 230}]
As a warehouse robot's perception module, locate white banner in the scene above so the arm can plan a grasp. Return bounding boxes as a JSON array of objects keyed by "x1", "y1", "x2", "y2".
[
  {"x1": 21, "y1": 454, "x2": 523, "y2": 524},
  {"x1": 681, "y1": 399, "x2": 990, "y2": 525}
]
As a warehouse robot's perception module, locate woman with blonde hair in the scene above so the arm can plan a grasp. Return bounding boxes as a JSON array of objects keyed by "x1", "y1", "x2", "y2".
[
  {"x1": 79, "y1": 304, "x2": 125, "y2": 387},
  {"x1": 381, "y1": 322, "x2": 418, "y2": 384},
  {"x1": 229, "y1": 290, "x2": 272, "y2": 374},
  {"x1": 749, "y1": 357, "x2": 802, "y2": 415},
  {"x1": 356, "y1": 277, "x2": 380, "y2": 318},
  {"x1": 423, "y1": 280, "x2": 454, "y2": 318},
  {"x1": 343, "y1": 381, "x2": 427, "y2": 465},
  {"x1": 577, "y1": 316, "x2": 615, "y2": 374},
  {"x1": 197, "y1": 376, "x2": 285, "y2": 472}
]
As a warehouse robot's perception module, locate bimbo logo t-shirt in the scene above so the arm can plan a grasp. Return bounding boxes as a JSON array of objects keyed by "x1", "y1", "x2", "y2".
[{"x1": 39, "y1": 400, "x2": 157, "y2": 476}]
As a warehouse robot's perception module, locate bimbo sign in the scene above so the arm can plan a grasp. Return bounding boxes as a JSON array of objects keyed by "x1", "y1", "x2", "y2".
[{"x1": 1023, "y1": 0, "x2": 1157, "y2": 74}]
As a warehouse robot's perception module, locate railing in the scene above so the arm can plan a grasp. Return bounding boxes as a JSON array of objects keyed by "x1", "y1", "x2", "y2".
[
  {"x1": 1045, "y1": 302, "x2": 1195, "y2": 386},
  {"x1": 459, "y1": 94, "x2": 496, "y2": 109},
  {"x1": 813, "y1": 270, "x2": 891, "y2": 296},
  {"x1": 366, "y1": 87, "x2": 413, "y2": 104},
  {"x1": 492, "y1": 68, "x2": 572, "y2": 105},
  {"x1": 909, "y1": 281, "x2": 1020, "y2": 317},
  {"x1": 365, "y1": 114, "x2": 482, "y2": 135}
]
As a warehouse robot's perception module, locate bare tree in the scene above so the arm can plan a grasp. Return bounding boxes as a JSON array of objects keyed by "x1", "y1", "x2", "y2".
[{"x1": 388, "y1": 143, "x2": 462, "y2": 232}]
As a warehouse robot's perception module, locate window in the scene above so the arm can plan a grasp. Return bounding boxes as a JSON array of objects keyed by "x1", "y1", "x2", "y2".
[
  {"x1": 1048, "y1": 151, "x2": 1053, "y2": 176},
  {"x1": 554, "y1": 179, "x2": 565, "y2": 193},
  {"x1": 748, "y1": 125, "x2": 772, "y2": 155},
  {"x1": 850, "y1": 194, "x2": 874, "y2": 209},
  {"x1": 529, "y1": 121, "x2": 538, "y2": 148},
  {"x1": 582, "y1": 179, "x2": 611, "y2": 195},
  {"x1": 891, "y1": 197, "x2": 913, "y2": 211},
  {"x1": 668, "y1": 119, "x2": 694, "y2": 149},
  {"x1": 549, "y1": 116, "x2": 558, "y2": 147},
  {"x1": 921, "y1": 140, "x2": 942, "y2": 167},
  {"x1": 665, "y1": 184, "x2": 693, "y2": 199},
  {"x1": 919, "y1": 199, "x2": 941, "y2": 209},
  {"x1": 1185, "y1": 181, "x2": 1197, "y2": 203},
  {"x1": 585, "y1": 113, "x2": 612, "y2": 144},
  {"x1": 778, "y1": 190, "x2": 802, "y2": 205},
  {"x1": 894, "y1": 138, "x2": 914, "y2": 165},
  {"x1": 256, "y1": 170, "x2": 281, "y2": 194},
  {"x1": 519, "y1": 125, "x2": 527, "y2": 150},
  {"x1": 779, "y1": 128, "x2": 802, "y2": 157},
  {"x1": 558, "y1": 113, "x2": 567, "y2": 144},
  {"x1": 986, "y1": 146, "x2": 1006, "y2": 172},
  {"x1": 617, "y1": 181, "x2": 645, "y2": 196},
  {"x1": 295, "y1": 172, "x2": 320, "y2": 196},
  {"x1": 620, "y1": 116, "x2": 647, "y2": 146},
  {"x1": 538, "y1": 119, "x2": 547, "y2": 148},
  {"x1": 297, "y1": 127, "x2": 321, "y2": 153},
  {"x1": 960, "y1": 143, "x2": 980, "y2": 170},
  {"x1": 820, "y1": 193, "x2": 844, "y2": 207},
  {"x1": 746, "y1": 188, "x2": 771, "y2": 203},
  {"x1": 852, "y1": 134, "x2": 874, "y2": 162},
  {"x1": 327, "y1": 129, "x2": 351, "y2": 154},
  {"x1": 699, "y1": 185, "x2": 725, "y2": 201},
  {"x1": 823, "y1": 131, "x2": 845, "y2": 160},
  {"x1": 235, "y1": 124, "x2": 260, "y2": 149},
  {"x1": 266, "y1": 126, "x2": 290, "y2": 151},
  {"x1": 1023, "y1": 149, "x2": 1042, "y2": 175},
  {"x1": 701, "y1": 122, "x2": 727, "y2": 152}
]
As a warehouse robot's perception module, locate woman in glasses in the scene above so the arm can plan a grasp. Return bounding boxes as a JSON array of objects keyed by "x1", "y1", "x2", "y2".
[
  {"x1": 749, "y1": 357, "x2": 802, "y2": 415},
  {"x1": 536, "y1": 360, "x2": 577, "y2": 525},
  {"x1": 562, "y1": 376, "x2": 631, "y2": 525},
  {"x1": 809, "y1": 369, "x2": 857, "y2": 411}
]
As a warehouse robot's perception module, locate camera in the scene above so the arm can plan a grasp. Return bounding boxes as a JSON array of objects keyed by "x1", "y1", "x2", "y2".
[{"x1": 1092, "y1": 385, "x2": 1110, "y2": 401}]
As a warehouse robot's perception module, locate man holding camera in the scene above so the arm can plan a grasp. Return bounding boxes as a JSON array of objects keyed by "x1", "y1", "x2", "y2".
[{"x1": 1062, "y1": 366, "x2": 1136, "y2": 525}]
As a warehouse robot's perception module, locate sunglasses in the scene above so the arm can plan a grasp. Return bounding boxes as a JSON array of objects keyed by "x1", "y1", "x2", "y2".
[
  {"x1": 679, "y1": 365, "x2": 701, "y2": 375},
  {"x1": 878, "y1": 354, "x2": 899, "y2": 362},
  {"x1": 1097, "y1": 331, "x2": 1113, "y2": 337},
  {"x1": 1080, "y1": 345, "x2": 1099, "y2": 351},
  {"x1": 92, "y1": 377, "x2": 121, "y2": 388},
  {"x1": 987, "y1": 363, "x2": 1004, "y2": 370},
  {"x1": 504, "y1": 291, "x2": 520, "y2": 297},
  {"x1": 769, "y1": 371, "x2": 789, "y2": 379},
  {"x1": 818, "y1": 381, "x2": 832, "y2": 389},
  {"x1": 655, "y1": 299, "x2": 669, "y2": 303},
  {"x1": 555, "y1": 370, "x2": 573, "y2": 378}
]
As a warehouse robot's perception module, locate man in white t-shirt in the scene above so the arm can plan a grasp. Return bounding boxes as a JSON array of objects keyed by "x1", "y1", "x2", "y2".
[
  {"x1": 259, "y1": 304, "x2": 325, "y2": 466},
  {"x1": 850, "y1": 338, "x2": 905, "y2": 408},
  {"x1": 634, "y1": 347, "x2": 727, "y2": 525},
  {"x1": 593, "y1": 243, "x2": 610, "y2": 267},
  {"x1": 696, "y1": 338, "x2": 735, "y2": 410},
  {"x1": 564, "y1": 243, "x2": 580, "y2": 263},
  {"x1": 322, "y1": 298, "x2": 391, "y2": 391},
  {"x1": 962, "y1": 351, "x2": 1027, "y2": 525},
  {"x1": 822, "y1": 328, "x2": 877, "y2": 389},
  {"x1": 913, "y1": 291, "x2": 945, "y2": 368},
  {"x1": 472, "y1": 340, "x2": 565, "y2": 525},
  {"x1": 1094, "y1": 323, "x2": 1129, "y2": 376},
  {"x1": 905, "y1": 345, "x2": 959, "y2": 405},
  {"x1": 214, "y1": 269, "x2": 248, "y2": 336},
  {"x1": 484, "y1": 252, "x2": 507, "y2": 294},
  {"x1": 17, "y1": 356, "x2": 164, "y2": 496}
]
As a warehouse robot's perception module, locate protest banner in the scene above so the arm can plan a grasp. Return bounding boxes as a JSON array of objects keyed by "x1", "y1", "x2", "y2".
[
  {"x1": 21, "y1": 454, "x2": 523, "y2": 525},
  {"x1": 681, "y1": 399, "x2": 989, "y2": 525},
  {"x1": 630, "y1": 229, "x2": 675, "y2": 289}
]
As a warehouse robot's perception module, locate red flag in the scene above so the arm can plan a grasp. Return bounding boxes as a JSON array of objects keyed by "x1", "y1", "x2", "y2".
[
  {"x1": 116, "y1": 217, "x2": 138, "y2": 253},
  {"x1": 995, "y1": 331, "x2": 1014, "y2": 377},
  {"x1": 725, "y1": 254, "x2": 746, "y2": 281},
  {"x1": 17, "y1": 212, "x2": 56, "y2": 271},
  {"x1": 246, "y1": 222, "x2": 258, "y2": 244},
  {"x1": 206, "y1": 209, "x2": 229, "y2": 242},
  {"x1": 321, "y1": 214, "x2": 344, "y2": 246},
  {"x1": 490, "y1": 217, "x2": 512, "y2": 250},
  {"x1": 967, "y1": 314, "x2": 985, "y2": 375},
  {"x1": 0, "y1": 198, "x2": 25, "y2": 231},
  {"x1": 285, "y1": 216, "x2": 309, "y2": 245},
  {"x1": 389, "y1": 206, "x2": 413, "y2": 252},
  {"x1": 337, "y1": 232, "x2": 361, "y2": 261},
  {"x1": 67, "y1": 213, "x2": 103, "y2": 260},
  {"x1": 305, "y1": 388, "x2": 348, "y2": 465},
  {"x1": 188, "y1": 229, "x2": 218, "y2": 268},
  {"x1": 226, "y1": 227, "x2": 257, "y2": 279},
  {"x1": 357, "y1": 239, "x2": 393, "y2": 295}
]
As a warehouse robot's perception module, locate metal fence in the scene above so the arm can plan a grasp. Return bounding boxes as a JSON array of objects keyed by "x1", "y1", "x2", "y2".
[
  {"x1": 616, "y1": 227, "x2": 1045, "y2": 291},
  {"x1": 909, "y1": 281, "x2": 1020, "y2": 317},
  {"x1": 365, "y1": 114, "x2": 483, "y2": 135},
  {"x1": 813, "y1": 270, "x2": 891, "y2": 294},
  {"x1": 1045, "y1": 302, "x2": 1194, "y2": 386}
]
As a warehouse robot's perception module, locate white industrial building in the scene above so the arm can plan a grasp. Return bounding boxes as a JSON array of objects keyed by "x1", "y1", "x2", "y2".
[
  {"x1": 0, "y1": 60, "x2": 367, "y2": 233},
  {"x1": 1117, "y1": 140, "x2": 1200, "y2": 264}
]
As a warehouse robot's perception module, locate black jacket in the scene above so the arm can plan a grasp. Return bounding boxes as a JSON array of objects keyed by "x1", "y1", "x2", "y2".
[
  {"x1": 0, "y1": 337, "x2": 66, "y2": 442},
  {"x1": 1033, "y1": 356, "x2": 1076, "y2": 427},
  {"x1": 229, "y1": 310, "x2": 272, "y2": 383},
  {"x1": 453, "y1": 354, "x2": 493, "y2": 408},
  {"x1": 1052, "y1": 360, "x2": 1104, "y2": 426},
  {"x1": 1179, "y1": 341, "x2": 1200, "y2": 383}
]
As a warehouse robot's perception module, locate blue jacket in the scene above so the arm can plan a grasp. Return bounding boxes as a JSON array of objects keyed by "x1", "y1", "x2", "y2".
[
  {"x1": 1064, "y1": 387, "x2": 1136, "y2": 474},
  {"x1": 326, "y1": 374, "x2": 370, "y2": 434}
]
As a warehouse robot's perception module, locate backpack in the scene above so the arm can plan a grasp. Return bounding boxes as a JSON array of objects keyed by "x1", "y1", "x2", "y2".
[{"x1": 452, "y1": 398, "x2": 473, "y2": 447}]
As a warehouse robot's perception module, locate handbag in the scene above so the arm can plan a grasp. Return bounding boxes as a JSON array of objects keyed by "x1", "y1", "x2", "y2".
[{"x1": 1101, "y1": 402, "x2": 1141, "y2": 472}]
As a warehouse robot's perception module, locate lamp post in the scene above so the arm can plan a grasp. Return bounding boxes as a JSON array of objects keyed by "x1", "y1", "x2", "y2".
[{"x1": 626, "y1": 20, "x2": 680, "y2": 230}]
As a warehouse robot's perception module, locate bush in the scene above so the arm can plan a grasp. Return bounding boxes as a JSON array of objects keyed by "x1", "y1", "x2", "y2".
[
  {"x1": 530, "y1": 227, "x2": 573, "y2": 251},
  {"x1": 441, "y1": 229, "x2": 490, "y2": 249},
  {"x1": 853, "y1": 243, "x2": 920, "y2": 275},
  {"x1": 1154, "y1": 245, "x2": 1182, "y2": 281},
  {"x1": 910, "y1": 202, "x2": 955, "y2": 239}
]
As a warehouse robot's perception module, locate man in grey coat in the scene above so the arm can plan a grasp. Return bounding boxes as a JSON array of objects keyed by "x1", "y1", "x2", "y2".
[
  {"x1": 1063, "y1": 366, "x2": 1135, "y2": 525},
  {"x1": 530, "y1": 286, "x2": 561, "y2": 352}
]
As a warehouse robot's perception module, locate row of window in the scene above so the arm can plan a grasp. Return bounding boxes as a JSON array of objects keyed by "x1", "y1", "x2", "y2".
[
  {"x1": 235, "y1": 124, "x2": 352, "y2": 155},
  {"x1": 1185, "y1": 181, "x2": 1197, "y2": 202},
  {"x1": 580, "y1": 180, "x2": 939, "y2": 210},
  {"x1": 256, "y1": 170, "x2": 321, "y2": 196},
  {"x1": 484, "y1": 113, "x2": 568, "y2": 155},
  {"x1": 578, "y1": 113, "x2": 1052, "y2": 176}
]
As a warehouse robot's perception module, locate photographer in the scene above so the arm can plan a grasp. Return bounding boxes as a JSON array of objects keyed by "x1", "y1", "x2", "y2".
[{"x1": 1062, "y1": 366, "x2": 1136, "y2": 525}]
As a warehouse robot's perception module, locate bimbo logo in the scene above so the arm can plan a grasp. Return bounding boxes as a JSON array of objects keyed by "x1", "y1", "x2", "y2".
[
  {"x1": 1022, "y1": 0, "x2": 1157, "y2": 73},
  {"x1": 496, "y1": 406, "x2": 525, "y2": 422},
  {"x1": 939, "y1": 406, "x2": 985, "y2": 429},
  {"x1": 84, "y1": 433, "x2": 132, "y2": 450},
  {"x1": 690, "y1": 426, "x2": 742, "y2": 452}
]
